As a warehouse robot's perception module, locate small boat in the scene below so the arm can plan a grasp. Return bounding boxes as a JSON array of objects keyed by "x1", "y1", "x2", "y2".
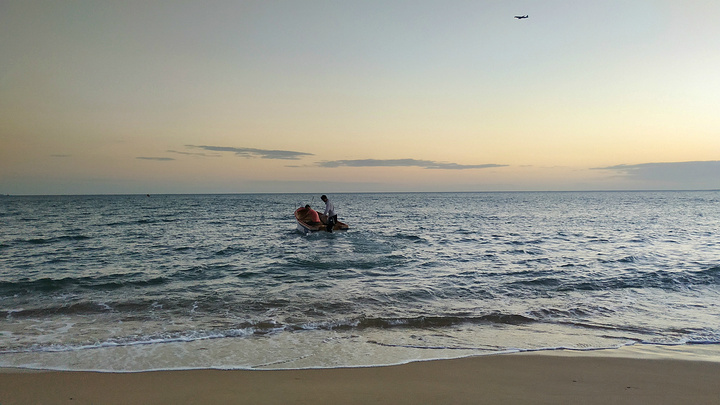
[{"x1": 294, "y1": 207, "x2": 349, "y2": 235}]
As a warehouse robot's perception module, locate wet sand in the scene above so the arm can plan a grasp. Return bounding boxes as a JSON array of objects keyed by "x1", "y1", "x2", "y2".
[{"x1": 2, "y1": 350, "x2": 719, "y2": 404}]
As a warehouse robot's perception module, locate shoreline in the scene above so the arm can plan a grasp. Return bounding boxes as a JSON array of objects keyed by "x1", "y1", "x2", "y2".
[{"x1": 2, "y1": 345, "x2": 720, "y2": 404}]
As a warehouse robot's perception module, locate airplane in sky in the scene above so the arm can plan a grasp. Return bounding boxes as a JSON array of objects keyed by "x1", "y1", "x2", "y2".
[{"x1": 514, "y1": 15, "x2": 529, "y2": 19}]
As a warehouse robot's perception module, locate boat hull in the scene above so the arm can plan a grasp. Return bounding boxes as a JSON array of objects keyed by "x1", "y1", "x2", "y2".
[{"x1": 294, "y1": 208, "x2": 348, "y2": 234}]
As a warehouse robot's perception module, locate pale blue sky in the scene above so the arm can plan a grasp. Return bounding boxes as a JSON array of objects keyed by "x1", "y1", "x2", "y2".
[{"x1": 1, "y1": 1, "x2": 719, "y2": 194}]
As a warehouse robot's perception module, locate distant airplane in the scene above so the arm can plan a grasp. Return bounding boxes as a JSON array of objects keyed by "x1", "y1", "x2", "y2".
[{"x1": 514, "y1": 15, "x2": 528, "y2": 19}]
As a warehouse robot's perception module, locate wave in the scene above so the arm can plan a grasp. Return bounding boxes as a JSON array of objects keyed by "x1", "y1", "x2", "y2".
[
  {"x1": 0, "y1": 328, "x2": 259, "y2": 355},
  {"x1": 4, "y1": 314, "x2": 717, "y2": 362},
  {"x1": 1, "y1": 301, "x2": 114, "y2": 319},
  {"x1": 0, "y1": 312, "x2": 536, "y2": 356},
  {"x1": 352, "y1": 314, "x2": 535, "y2": 329},
  {"x1": 563, "y1": 267, "x2": 720, "y2": 291},
  {"x1": 502, "y1": 266, "x2": 720, "y2": 292},
  {"x1": 391, "y1": 233, "x2": 428, "y2": 243},
  {"x1": 17, "y1": 235, "x2": 92, "y2": 245},
  {"x1": 0, "y1": 273, "x2": 169, "y2": 295}
]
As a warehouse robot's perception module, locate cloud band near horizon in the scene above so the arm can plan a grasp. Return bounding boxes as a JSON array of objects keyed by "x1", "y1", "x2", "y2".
[
  {"x1": 317, "y1": 159, "x2": 507, "y2": 170},
  {"x1": 136, "y1": 157, "x2": 175, "y2": 161},
  {"x1": 594, "y1": 160, "x2": 720, "y2": 187},
  {"x1": 185, "y1": 145, "x2": 314, "y2": 160}
]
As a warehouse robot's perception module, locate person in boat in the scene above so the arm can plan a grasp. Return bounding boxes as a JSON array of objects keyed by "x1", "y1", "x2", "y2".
[
  {"x1": 320, "y1": 195, "x2": 337, "y2": 232},
  {"x1": 301, "y1": 204, "x2": 321, "y2": 225}
]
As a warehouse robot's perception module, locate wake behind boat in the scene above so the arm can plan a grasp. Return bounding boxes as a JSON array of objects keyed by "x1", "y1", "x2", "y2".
[{"x1": 295, "y1": 206, "x2": 349, "y2": 235}]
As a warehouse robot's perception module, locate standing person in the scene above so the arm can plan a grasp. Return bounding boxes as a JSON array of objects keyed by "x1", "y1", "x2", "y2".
[{"x1": 321, "y1": 195, "x2": 337, "y2": 232}]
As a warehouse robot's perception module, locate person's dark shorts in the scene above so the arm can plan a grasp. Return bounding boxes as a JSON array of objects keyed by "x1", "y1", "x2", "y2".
[{"x1": 326, "y1": 215, "x2": 337, "y2": 232}]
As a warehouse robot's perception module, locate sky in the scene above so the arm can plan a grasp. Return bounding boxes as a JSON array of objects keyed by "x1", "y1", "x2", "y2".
[{"x1": 1, "y1": 0, "x2": 719, "y2": 194}]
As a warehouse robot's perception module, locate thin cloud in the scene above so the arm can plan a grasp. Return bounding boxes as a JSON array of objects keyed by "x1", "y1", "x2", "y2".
[
  {"x1": 186, "y1": 145, "x2": 313, "y2": 160},
  {"x1": 167, "y1": 149, "x2": 222, "y2": 158},
  {"x1": 594, "y1": 160, "x2": 720, "y2": 189},
  {"x1": 136, "y1": 157, "x2": 175, "y2": 161},
  {"x1": 317, "y1": 159, "x2": 507, "y2": 170},
  {"x1": 594, "y1": 160, "x2": 720, "y2": 177}
]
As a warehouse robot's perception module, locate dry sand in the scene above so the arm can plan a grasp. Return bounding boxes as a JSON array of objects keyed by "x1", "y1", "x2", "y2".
[{"x1": 2, "y1": 351, "x2": 719, "y2": 405}]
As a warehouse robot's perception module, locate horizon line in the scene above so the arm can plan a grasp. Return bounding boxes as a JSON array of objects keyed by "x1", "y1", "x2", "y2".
[{"x1": 3, "y1": 189, "x2": 719, "y2": 197}]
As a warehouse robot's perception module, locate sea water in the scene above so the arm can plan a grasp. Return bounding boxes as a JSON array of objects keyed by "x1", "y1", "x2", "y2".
[{"x1": 1, "y1": 192, "x2": 719, "y2": 371}]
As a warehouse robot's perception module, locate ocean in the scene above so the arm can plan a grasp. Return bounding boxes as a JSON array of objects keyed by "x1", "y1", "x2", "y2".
[{"x1": 1, "y1": 191, "x2": 719, "y2": 371}]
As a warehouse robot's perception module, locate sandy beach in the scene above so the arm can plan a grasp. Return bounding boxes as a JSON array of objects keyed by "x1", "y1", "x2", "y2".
[{"x1": 2, "y1": 348, "x2": 719, "y2": 405}]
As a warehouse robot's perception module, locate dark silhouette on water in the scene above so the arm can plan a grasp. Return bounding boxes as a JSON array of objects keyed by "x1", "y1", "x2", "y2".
[{"x1": 514, "y1": 15, "x2": 528, "y2": 19}]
